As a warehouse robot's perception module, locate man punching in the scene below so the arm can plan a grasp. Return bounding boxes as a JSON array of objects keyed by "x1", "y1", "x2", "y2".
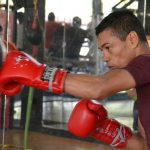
[{"x1": 0, "y1": 10, "x2": 149, "y2": 149}]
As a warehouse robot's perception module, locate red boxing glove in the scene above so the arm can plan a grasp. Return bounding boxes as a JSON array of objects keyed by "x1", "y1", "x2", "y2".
[
  {"x1": 92, "y1": 118, "x2": 132, "y2": 148},
  {"x1": 0, "y1": 51, "x2": 68, "y2": 95},
  {"x1": 68, "y1": 99, "x2": 107, "y2": 137},
  {"x1": 0, "y1": 81, "x2": 23, "y2": 96},
  {"x1": 0, "y1": 41, "x2": 23, "y2": 96},
  {"x1": 68, "y1": 99, "x2": 132, "y2": 148}
]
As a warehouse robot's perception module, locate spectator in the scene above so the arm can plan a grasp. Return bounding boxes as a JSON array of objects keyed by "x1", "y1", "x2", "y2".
[{"x1": 45, "y1": 12, "x2": 61, "y2": 56}]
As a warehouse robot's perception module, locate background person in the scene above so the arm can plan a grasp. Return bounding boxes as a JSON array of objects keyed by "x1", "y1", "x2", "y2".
[{"x1": 45, "y1": 12, "x2": 61, "y2": 57}]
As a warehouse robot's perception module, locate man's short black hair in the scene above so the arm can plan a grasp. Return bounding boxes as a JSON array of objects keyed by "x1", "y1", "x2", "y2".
[
  {"x1": 48, "y1": 12, "x2": 55, "y2": 21},
  {"x1": 95, "y1": 9, "x2": 147, "y2": 42}
]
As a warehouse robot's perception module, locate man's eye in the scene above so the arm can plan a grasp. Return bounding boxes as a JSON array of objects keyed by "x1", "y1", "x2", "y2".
[{"x1": 105, "y1": 47, "x2": 110, "y2": 50}]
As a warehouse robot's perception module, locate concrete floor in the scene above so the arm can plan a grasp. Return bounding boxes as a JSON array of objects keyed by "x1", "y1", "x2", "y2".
[{"x1": 0, "y1": 129, "x2": 118, "y2": 150}]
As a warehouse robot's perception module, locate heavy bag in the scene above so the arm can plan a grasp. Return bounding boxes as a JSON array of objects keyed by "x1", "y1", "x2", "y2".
[{"x1": 25, "y1": 17, "x2": 43, "y2": 45}]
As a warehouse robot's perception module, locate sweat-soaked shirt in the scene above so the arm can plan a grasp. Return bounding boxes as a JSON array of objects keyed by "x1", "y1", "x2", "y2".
[{"x1": 125, "y1": 54, "x2": 150, "y2": 149}]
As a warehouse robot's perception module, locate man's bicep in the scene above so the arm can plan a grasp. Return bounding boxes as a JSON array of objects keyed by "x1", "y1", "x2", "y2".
[
  {"x1": 100, "y1": 69, "x2": 136, "y2": 95},
  {"x1": 121, "y1": 69, "x2": 136, "y2": 88}
]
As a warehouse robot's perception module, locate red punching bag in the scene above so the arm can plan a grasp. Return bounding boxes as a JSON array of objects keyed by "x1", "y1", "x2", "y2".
[
  {"x1": 25, "y1": 1, "x2": 43, "y2": 57},
  {"x1": 25, "y1": 16, "x2": 43, "y2": 46}
]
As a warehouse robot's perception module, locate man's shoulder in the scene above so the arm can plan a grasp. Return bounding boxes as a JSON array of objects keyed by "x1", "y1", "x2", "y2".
[
  {"x1": 136, "y1": 54, "x2": 150, "y2": 59},
  {"x1": 130, "y1": 54, "x2": 150, "y2": 65},
  {"x1": 125, "y1": 54, "x2": 150, "y2": 86},
  {"x1": 124, "y1": 54, "x2": 150, "y2": 76}
]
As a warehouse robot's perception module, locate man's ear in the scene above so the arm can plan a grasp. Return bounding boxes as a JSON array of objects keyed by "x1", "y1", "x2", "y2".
[{"x1": 127, "y1": 31, "x2": 139, "y2": 49}]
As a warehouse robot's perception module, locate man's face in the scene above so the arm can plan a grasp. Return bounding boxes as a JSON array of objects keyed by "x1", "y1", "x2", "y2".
[{"x1": 97, "y1": 29, "x2": 134, "y2": 69}]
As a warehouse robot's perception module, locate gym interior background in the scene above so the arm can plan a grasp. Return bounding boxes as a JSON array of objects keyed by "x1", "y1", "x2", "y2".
[{"x1": 0, "y1": 0, "x2": 149, "y2": 149}]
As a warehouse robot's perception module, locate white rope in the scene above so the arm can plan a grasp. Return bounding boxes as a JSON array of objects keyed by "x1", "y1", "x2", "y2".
[
  {"x1": 143, "y1": 0, "x2": 147, "y2": 29},
  {"x1": 2, "y1": 0, "x2": 10, "y2": 149},
  {"x1": 2, "y1": 96, "x2": 7, "y2": 150}
]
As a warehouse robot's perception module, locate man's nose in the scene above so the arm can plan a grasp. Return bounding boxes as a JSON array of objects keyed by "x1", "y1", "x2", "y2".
[{"x1": 103, "y1": 51, "x2": 110, "y2": 62}]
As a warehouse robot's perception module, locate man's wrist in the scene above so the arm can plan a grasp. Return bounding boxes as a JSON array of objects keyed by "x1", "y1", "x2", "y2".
[{"x1": 41, "y1": 66, "x2": 69, "y2": 94}]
